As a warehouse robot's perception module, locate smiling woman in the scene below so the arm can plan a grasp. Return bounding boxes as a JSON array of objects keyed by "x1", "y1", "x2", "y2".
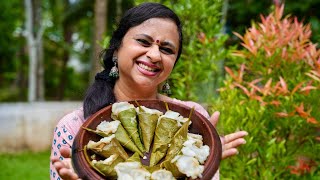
[
  {"x1": 115, "y1": 18, "x2": 179, "y2": 98},
  {"x1": 50, "y1": 2, "x2": 247, "y2": 180}
]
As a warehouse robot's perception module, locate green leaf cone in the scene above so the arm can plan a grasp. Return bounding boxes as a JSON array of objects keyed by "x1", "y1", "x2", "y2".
[
  {"x1": 117, "y1": 108, "x2": 145, "y2": 152},
  {"x1": 88, "y1": 137, "x2": 129, "y2": 160},
  {"x1": 149, "y1": 117, "x2": 180, "y2": 166},
  {"x1": 115, "y1": 124, "x2": 144, "y2": 157},
  {"x1": 164, "y1": 120, "x2": 189, "y2": 161},
  {"x1": 138, "y1": 112, "x2": 159, "y2": 152},
  {"x1": 92, "y1": 154, "x2": 124, "y2": 178}
]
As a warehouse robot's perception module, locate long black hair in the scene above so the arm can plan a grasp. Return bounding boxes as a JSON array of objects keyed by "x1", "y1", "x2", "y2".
[{"x1": 83, "y1": 2, "x2": 183, "y2": 118}]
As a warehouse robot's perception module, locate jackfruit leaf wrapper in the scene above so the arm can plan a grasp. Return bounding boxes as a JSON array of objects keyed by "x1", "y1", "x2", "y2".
[
  {"x1": 149, "y1": 110, "x2": 186, "y2": 166},
  {"x1": 83, "y1": 120, "x2": 143, "y2": 157},
  {"x1": 112, "y1": 102, "x2": 145, "y2": 152},
  {"x1": 87, "y1": 134, "x2": 129, "y2": 160},
  {"x1": 136, "y1": 105, "x2": 163, "y2": 152},
  {"x1": 125, "y1": 152, "x2": 141, "y2": 163},
  {"x1": 164, "y1": 120, "x2": 190, "y2": 161},
  {"x1": 115, "y1": 123, "x2": 144, "y2": 157},
  {"x1": 91, "y1": 154, "x2": 124, "y2": 178}
]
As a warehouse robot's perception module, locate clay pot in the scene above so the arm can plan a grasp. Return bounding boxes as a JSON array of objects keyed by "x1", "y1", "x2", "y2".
[{"x1": 72, "y1": 100, "x2": 222, "y2": 179}]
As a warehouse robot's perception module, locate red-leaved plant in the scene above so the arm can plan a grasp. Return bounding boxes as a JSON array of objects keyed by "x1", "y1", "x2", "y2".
[
  {"x1": 217, "y1": 3, "x2": 320, "y2": 178},
  {"x1": 226, "y1": 4, "x2": 319, "y2": 124}
]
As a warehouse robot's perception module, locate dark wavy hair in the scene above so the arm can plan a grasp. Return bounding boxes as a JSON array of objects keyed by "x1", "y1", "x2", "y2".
[{"x1": 83, "y1": 2, "x2": 183, "y2": 118}]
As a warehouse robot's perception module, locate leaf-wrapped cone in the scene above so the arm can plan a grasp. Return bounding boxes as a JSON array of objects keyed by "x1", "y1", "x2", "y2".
[
  {"x1": 115, "y1": 123, "x2": 144, "y2": 157},
  {"x1": 91, "y1": 154, "x2": 124, "y2": 178},
  {"x1": 83, "y1": 120, "x2": 143, "y2": 157},
  {"x1": 136, "y1": 105, "x2": 163, "y2": 152},
  {"x1": 149, "y1": 112, "x2": 183, "y2": 166},
  {"x1": 164, "y1": 120, "x2": 190, "y2": 161},
  {"x1": 112, "y1": 102, "x2": 145, "y2": 152},
  {"x1": 87, "y1": 134, "x2": 129, "y2": 160},
  {"x1": 162, "y1": 133, "x2": 209, "y2": 179}
]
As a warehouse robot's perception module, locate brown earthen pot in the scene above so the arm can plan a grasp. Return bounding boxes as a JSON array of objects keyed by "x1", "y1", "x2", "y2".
[{"x1": 72, "y1": 100, "x2": 222, "y2": 180}]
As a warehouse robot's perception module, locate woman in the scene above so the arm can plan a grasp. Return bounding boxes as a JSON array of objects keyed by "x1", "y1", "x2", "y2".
[{"x1": 50, "y1": 2, "x2": 247, "y2": 180}]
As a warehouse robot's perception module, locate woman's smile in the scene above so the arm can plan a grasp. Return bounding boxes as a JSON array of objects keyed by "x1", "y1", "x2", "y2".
[{"x1": 136, "y1": 60, "x2": 161, "y2": 76}]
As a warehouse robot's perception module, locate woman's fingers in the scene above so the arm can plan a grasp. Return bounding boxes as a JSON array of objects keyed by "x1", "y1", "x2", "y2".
[
  {"x1": 52, "y1": 161, "x2": 65, "y2": 172},
  {"x1": 59, "y1": 168, "x2": 80, "y2": 180},
  {"x1": 221, "y1": 148, "x2": 238, "y2": 159},
  {"x1": 223, "y1": 131, "x2": 248, "y2": 145},
  {"x1": 209, "y1": 111, "x2": 220, "y2": 127},
  {"x1": 223, "y1": 137, "x2": 246, "y2": 151},
  {"x1": 221, "y1": 131, "x2": 248, "y2": 159},
  {"x1": 51, "y1": 146, "x2": 81, "y2": 180},
  {"x1": 53, "y1": 158, "x2": 80, "y2": 180},
  {"x1": 208, "y1": 112, "x2": 248, "y2": 159},
  {"x1": 60, "y1": 146, "x2": 72, "y2": 158}
]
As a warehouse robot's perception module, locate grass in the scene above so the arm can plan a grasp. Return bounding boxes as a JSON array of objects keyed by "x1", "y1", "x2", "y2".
[{"x1": 0, "y1": 150, "x2": 50, "y2": 180}]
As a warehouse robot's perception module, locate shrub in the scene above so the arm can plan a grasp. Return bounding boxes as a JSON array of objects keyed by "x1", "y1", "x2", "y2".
[
  {"x1": 167, "y1": 0, "x2": 228, "y2": 103},
  {"x1": 213, "y1": 4, "x2": 320, "y2": 179}
]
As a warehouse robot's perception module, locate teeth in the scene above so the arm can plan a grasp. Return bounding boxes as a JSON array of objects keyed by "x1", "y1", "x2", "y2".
[{"x1": 138, "y1": 63, "x2": 157, "y2": 72}]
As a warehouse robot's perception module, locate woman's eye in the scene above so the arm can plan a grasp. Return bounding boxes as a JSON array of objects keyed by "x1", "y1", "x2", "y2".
[
  {"x1": 136, "y1": 39, "x2": 151, "y2": 46},
  {"x1": 160, "y1": 47, "x2": 174, "y2": 55}
]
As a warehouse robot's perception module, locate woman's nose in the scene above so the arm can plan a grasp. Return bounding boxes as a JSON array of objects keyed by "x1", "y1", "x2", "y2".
[{"x1": 146, "y1": 45, "x2": 161, "y2": 62}]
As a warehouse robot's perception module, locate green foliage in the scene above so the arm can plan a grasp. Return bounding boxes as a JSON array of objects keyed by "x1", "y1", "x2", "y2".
[
  {"x1": 167, "y1": 0, "x2": 228, "y2": 103},
  {"x1": 0, "y1": 150, "x2": 50, "y2": 179},
  {"x1": 213, "y1": 5, "x2": 320, "y2": 179},
  {"x1": 0, "y1": 0, "x2": 27, "y2": 101}
]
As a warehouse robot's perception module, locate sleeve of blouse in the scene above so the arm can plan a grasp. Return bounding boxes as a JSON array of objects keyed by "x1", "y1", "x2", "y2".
[{"x1": 49, "y1": 109, "x2": 84, "y2": 180}]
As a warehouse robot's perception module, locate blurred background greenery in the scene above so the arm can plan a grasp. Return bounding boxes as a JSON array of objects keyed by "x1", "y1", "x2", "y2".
[
  {"x1": 0, "y1": 0, "x2": 319, "y2": 179},
  {"x1": 1, "y1": 0, "x2": 319, "y2": 102}
]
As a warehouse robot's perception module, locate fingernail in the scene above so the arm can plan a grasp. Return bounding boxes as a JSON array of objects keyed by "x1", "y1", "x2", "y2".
[{"x1": 242, "y1": 131, "x2": 248, "y2": 136}]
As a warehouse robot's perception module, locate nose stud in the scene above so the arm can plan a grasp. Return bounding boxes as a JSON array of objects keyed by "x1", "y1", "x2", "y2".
[{"x1": 155, "y1": 40, "x2": 160, "y2": 44}]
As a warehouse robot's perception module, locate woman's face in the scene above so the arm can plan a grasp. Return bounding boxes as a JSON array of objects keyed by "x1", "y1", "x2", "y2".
[{"x1": 116, "y1": 18, "x2": 179, "y2": 90}]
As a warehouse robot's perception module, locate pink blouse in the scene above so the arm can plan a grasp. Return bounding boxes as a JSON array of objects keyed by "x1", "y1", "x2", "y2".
[{"x1": 49, "y1": 99, "x2": 219, "y2": 180}]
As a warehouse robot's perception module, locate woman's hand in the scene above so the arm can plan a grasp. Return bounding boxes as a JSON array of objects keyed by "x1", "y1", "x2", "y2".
[
  {"x1": 51, "y1": 146, "x2": 81, "y2": 180},
  {"x1": 209, "y1": 111, "x2": 248, "y2": 159}
]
